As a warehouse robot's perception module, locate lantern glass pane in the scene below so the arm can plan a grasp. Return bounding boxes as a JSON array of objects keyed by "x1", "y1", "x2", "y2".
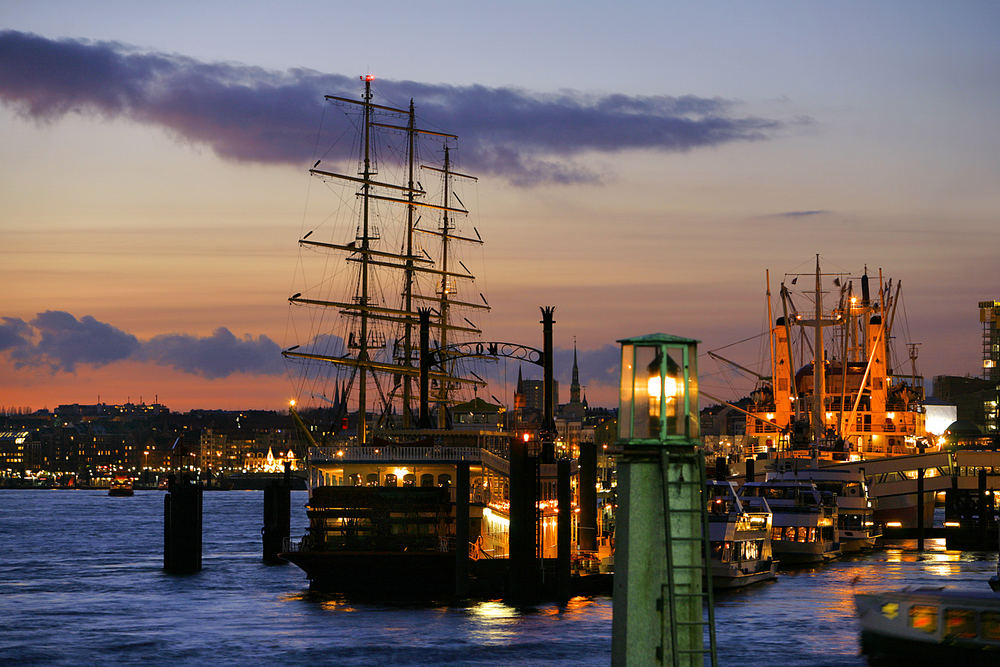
[{"x1": 618, "y1": 345, "x2": 634, "y2": 440}]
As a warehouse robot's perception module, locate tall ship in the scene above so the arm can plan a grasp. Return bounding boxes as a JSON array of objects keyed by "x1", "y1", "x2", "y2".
[{"x1": 276, "y1": 77, "x2": 588, "y2": 598}]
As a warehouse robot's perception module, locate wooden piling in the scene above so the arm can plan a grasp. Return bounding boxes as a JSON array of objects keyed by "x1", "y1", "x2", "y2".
[
  {"x1": 557, "y1": 458, "x2": 571, "y2": 601},
  {"x1": 164, "y1": 475, "x2": 202, "y2": 573}
]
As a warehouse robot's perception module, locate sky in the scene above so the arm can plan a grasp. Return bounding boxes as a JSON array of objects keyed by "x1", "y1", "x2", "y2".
[{"x1": 1, "y1": 1, "x2": 998, "y2": 413}]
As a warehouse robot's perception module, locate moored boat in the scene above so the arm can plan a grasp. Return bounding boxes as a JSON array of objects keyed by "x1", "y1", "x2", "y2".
[
  {"x1": 706, "y1": 479, "x2": 777, "y2": 588},
  {"x1": 108, "y1": 475, "x2": 133, "y2": 496},
  {"x1": 738, "y1": 479, "x2": 840, "y2": 565},
  {"x1": 768, "y1": 462, "x2": 880, "y2": 552}
]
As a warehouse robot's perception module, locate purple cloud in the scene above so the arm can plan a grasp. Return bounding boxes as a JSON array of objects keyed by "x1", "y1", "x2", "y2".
[
  {"x1": 0, "y1": 30, "x2": 786, "y2": 186},
  {"x1": 13, "y1": 311, "x2": 140, "y2": 372}
]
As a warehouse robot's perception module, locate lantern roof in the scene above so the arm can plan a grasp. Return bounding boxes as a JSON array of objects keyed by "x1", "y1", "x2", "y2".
[{"x1": 617, "y1": 333, "x2": 700, "y2": 345}]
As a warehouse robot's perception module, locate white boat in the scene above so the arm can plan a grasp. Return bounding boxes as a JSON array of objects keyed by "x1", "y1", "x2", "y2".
[
  {"x1": 768, "y1": 462, "x2": 880, "y2": 552},
  {"x1": 706, "y1": 480, "x2": 777, "y2": 588},
  {"x1": 738, "y1": 479, "x2": 840, "y2": 564},
  {"x1": 855, "y1": 587, "x2": 1000, "y2": 664}
]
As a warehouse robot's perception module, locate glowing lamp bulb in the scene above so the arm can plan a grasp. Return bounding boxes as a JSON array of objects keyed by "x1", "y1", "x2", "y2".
[{"x1": 289, "y1": 399, "x2": 296, "y2": 407}]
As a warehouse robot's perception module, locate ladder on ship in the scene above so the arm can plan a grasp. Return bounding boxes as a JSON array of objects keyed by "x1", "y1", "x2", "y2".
[{"x1": 658, "y1": 448, "x2": 718, "y2": 666}]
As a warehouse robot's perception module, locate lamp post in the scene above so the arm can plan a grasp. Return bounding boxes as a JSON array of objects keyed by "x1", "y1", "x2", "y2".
[{"x1": 611, "y1": 334, "x2": 716, "y2": 666}]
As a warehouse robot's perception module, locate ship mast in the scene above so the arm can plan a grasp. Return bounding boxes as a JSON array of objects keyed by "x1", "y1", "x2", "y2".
[
  {"x1": 357, "y1": 75, "x2": 374, "y2": 445},
  {"x1": 437, "y1": 146, "x2": 453, "y2": 428}
]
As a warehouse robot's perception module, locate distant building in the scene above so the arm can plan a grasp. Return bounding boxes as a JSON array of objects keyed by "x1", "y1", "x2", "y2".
[
  {"x1": 933, "y1": 375, "x2": 993, "y2": 430},
  {"x1": 980, "y1": 300, "x2": 1000, "y2": 434}
]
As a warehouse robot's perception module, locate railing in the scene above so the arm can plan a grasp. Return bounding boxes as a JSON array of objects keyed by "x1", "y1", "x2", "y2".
[{"x1": 310, "y1": 445, "x2": 484, "y2": 463}]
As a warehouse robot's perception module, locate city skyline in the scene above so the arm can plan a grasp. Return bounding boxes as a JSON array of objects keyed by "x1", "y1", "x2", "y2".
[{"x1": 2, "y1": 2, "x2": 998, "y2": 411}]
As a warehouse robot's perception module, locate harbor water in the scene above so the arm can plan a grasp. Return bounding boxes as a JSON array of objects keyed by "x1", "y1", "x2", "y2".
[{"x1": 2, "y1": 490, "x2": 997, "y2": 665}]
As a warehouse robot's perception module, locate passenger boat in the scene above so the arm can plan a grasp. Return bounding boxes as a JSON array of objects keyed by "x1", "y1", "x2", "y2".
[
  {"x1": 855, "y1": 587, "x2": 1000, "y2": 664},
  {"x1": 768, "y1": 462, "x2": 880, "y2": 552},
  {"x1": 108, "y1": 475, "x2": 134, "y2": 496},
  {"x1": 738, "y1": 479, "x2": 840, "y2": 564},
  {"x1": 706, "y1": 479, "x2": 777, "y2": 588}
]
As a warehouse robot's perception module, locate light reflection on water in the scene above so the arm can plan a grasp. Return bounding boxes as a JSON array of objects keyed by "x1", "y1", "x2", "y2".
[{"x1": 1, "y1": 490, "x2": 997, "y2": 666}]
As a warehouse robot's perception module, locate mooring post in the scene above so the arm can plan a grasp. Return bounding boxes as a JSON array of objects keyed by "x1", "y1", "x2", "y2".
[
  {"x1": 746, "y1": 457, "x2": 755, "y2": 484},
  {"x1": 455, "y1": 461, "x2": 470, "y2": 598},
  {"x1": 263, "y1": 462, "x2": 292, "y2": 563},
  {"x1": 508, "y1": 435, "x2": 536, "y2": 601},
  {"x1": 540, "y1": 307, "x2": 556, "y2": 463},
  {"x1": 979, "y1": 468, "x2": 989, "y2": 540},
  {"x1": 164, "y1": 474, "x2": 203, "y2": 573},
  {"x1": 916, "y1": 466, "x2": 925, "y2": 551},
  {"x1": 578, "y1": 441, "x2": 598, "y2": 553},
  {"x1": 556, "y1": 457, "x2": 572, "y2": 601}
]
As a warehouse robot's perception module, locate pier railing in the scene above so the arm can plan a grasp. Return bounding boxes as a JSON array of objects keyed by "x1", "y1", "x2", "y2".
[{"x1": 310, "y1": 446, "x2": 484, "y2": 464}]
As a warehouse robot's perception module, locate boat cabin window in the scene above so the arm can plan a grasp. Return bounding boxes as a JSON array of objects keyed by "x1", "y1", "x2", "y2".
[
  {"x1": 981, "y1": 612, "x2": 1000, "y2": 641},
  {"x1": 403, "y1": 473, "x2": 416, "y2": 487},
  {"x1": 420, "y1": 474, "x2": 434, "y2": 487},
  {"x1": 944, "y1": 608, "x2": 976, "y2": 639},
  {"x1": 349, "y1": 473, "x2": 362, "y2": 486},
  {"x1": 908, "y1": 605, "x2": 938, "y2": 634},
  {"x1": 438, "y1": 474, "x2": 452, "y2": 487},
  {"x1": 365, "y1": 473, "x2": 378, "y2": 486},
  {"x1": 383, "y1": 473, "x2": 397, "y2": 487}
]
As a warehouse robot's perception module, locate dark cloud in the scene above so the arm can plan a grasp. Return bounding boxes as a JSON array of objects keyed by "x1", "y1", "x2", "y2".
[
  {"x1": 141, "y1": 328, "x2": 284, "y2": 378},
  {"x1": 0, "y1": 30, "x2": 786, "y2": 186},
  {"x1": 13, "y1": 311, "x2": 140, "y2": 372},
  {"x1": 0, "y1": 317, "x2": 31, "y2": 351},
  {"x1": 1, "y1": 311, "x2": 284, "y2": 378}
]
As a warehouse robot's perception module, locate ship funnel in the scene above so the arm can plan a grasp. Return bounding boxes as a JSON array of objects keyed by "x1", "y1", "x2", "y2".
[{"x1": 861, "y1": 270, "x2": 870, "y2": 306}]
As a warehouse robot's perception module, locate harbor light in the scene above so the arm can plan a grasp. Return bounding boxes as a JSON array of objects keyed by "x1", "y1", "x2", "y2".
[{"x1": 617, "y1": 333, "x2": 699, "y2": 443}]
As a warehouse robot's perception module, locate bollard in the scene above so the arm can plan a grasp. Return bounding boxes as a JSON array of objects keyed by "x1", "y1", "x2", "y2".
[
  {"x1": 746, "y1": 457, "x2": 755, "y2": 484},
  {"x1": 262, "y1": 462, "x2": 291, "y2": 563},
  {"x1": 164, "y1": 474, "x2": 203, "y2": 573},
  {"x1": 578, "y1": 442, "x2": 598, "y2": 553},
  {"x1": 556, "y1": 458, "x2": 572, "y2": 601},
  {"x1": 508, "y1": 436, "x2": 538, "y2": 602}
]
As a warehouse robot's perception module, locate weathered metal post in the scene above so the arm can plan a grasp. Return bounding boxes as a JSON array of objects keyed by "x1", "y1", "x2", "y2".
[
  {"x1": 556, "y1": 457, "x2": 571, "y2": 600},
  {"x1": 508, "y1": 434, "x2": 538, "y2": 602},
  {"x1": 578, "y1": 441, "x2": 598, "y2": 553},
  {"x1": 540, "y1": 307, "x2": 556, "y2": 463},
  {"x1": 262, "y1": 461, "x2": 291, "y2": 563},
  {"x1": 916, "y1": 466, "x2": 925, "y2": 551},
  {"x1": 611, "y1": 334, "x2": 715, "y2": 666},
  {"x1": 455, "y1": 460, "x2": 470, "y2": 598},
  {"x1": 164, "y1": 474, "x2": 202, "y2": 573},
  {"x1": 745, "y1": 457, "x2": 755, "y2": 483}
]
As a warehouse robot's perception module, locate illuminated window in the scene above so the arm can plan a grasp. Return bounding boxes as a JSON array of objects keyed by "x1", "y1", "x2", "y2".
[
  {"x1": 908, "y1": 605, "x2": 938, "y2": 634},
  {"x1": 981, "y1": 612, "x2": 1000, "y2": 641},
  {"x1": 944, "y1": 608, "x2": 976, "y2": 639}
]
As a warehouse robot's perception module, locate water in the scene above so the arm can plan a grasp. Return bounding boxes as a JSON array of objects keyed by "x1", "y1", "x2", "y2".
[{"x1": 1, "y1": 490, "x2": 996, "y2": 665}]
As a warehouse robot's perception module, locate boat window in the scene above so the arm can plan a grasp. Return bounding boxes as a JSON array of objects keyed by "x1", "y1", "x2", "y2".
[
  {"x1": 944, "y1": 608, "x2": 976, "y2": 639},
  {"x1": 808, "y1": 527, "x2": 817, "y2": 543},
  {"x1": 981, "y1": 612, "x2": 1000, "y2": 641},
  {"x1": 403, "y1": 473, "x2": 416, "y2": 487},
  {"x1": 383, "y1": 473, "x2": 397, "y2": 487},
  {"x1": 796, "y1": 526, "x2": 808, "y2": 543},
  {"x1": 365, "y1": 473, "x2": 378, "y2": 486},
  {"x1": 784, "y1": 526, "x2": 796, "y2": 542},
  {"x1": 420, "y1": 474, "x2": 434, "y2": 487},
  {"x1": 438, "y1": 474, "x2": 452, "y2": 487},
  {"x1": 908, "y1": 605, "x2": 938, "y2": 634},
  {"x1": 771, "y1": 526, "x2": 783, "y2": 541}
]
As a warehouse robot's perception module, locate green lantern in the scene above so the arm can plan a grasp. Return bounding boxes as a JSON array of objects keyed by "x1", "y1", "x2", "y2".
[{"x1": 617, "y1": 333, "x2": 699, "y2": 444}]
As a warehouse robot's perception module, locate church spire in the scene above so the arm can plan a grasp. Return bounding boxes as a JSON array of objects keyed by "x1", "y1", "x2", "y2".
[{"x1": 570, "y1": 337, "x2": 581, "y2": 405}]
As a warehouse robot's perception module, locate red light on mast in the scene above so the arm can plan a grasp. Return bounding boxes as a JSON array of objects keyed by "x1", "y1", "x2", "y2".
[{"x1": 365, "y1": 74, "x2": 375, "y2": 81}]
